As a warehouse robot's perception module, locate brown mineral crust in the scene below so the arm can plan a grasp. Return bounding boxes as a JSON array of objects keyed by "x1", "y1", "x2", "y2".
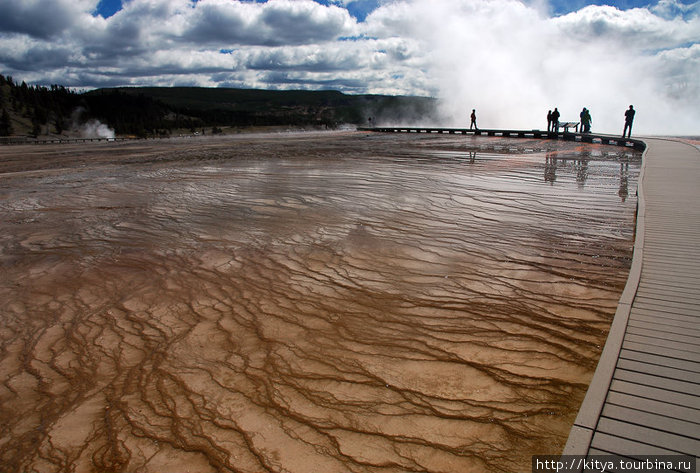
[{"x1": 0, "y1": 131, "x2": 640, "y2": 473}]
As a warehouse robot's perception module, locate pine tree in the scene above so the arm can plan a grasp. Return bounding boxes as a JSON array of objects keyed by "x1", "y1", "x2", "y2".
[
  {"x1": 31, "y1": 116, "x2": 42, "y2": 137},
  {"x1": 54, "y1": 114, "x2": 64, "y2": 134},
  {"x1": 0, "y1": 108, "x2": 12, "y2": 136}
]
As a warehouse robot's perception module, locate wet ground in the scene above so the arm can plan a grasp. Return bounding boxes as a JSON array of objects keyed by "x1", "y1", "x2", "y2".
[{"x1": 0, "y1": 131, "x2": 640, "y2": 473}]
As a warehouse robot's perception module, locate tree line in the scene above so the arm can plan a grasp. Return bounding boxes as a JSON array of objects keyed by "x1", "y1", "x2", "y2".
[
  {"x1": 1, "y1": 75, "x2": 439, "y2": 138},
  {"x1": 0, "y1": 75, "x2": 189, "y2": 137}
]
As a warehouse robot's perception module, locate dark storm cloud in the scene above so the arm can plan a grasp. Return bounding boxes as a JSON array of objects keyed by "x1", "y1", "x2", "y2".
[
  {"x1": 0, "y1": 45, "x2": 74, "y2": 71},
  {"x1": 0, "y1": 0, "x2": 89, "y2": 39}
]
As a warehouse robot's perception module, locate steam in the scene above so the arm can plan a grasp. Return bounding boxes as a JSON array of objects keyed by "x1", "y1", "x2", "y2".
[
  {"x1": 70, "y1": 107, "x2": 116, "y2": 139},
  {"x1": 80, "y1": 119, "x2": 115, "y2": 139},
  {"x1": 393, "y1": 0, "x2": 700, "y2": 135}
]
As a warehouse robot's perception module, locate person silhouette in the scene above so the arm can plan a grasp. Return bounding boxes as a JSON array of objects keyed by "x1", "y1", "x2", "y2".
[
  {"x1": 551, "y1": 108, "x2": 560, "y2": 132},
  {"x1": 622, "y1": 105, "x2": 635, "y2": 138},
  {"x1": 547, "y1": 110, "x2": 552, "y2": 132},
  {"x1": 580, "y1": 108, "x2": 592, "y2": 133},
  {"x1": 470, "y1": 109, "x2": 478, "y2": 130}
]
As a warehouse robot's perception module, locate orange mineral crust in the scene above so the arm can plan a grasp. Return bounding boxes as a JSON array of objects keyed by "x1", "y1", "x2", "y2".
[{"x1": 0, "y1": 132, "x2": 640, "y2": 473}]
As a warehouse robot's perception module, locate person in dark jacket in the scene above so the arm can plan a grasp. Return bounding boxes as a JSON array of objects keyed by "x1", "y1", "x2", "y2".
[
  {"x1": 580, "y1": 108, "x2": 592, "y2": 133},
  {"x1": 623, "y1": 105, "x2": 635, "y2": 138},
  {"x1": 551, "y1": 108, "x2": 560, "y2": 132}
]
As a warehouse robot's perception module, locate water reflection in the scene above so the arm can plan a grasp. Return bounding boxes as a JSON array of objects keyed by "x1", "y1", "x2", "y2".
[
  {"x1": 619, "y1": 161, "x2": 630, "y2": 202},
  {"x1": 0, "y1": 133, "x2": 641, "y2": 473},
  {"x1": 543, "y1": 148, "x2": 636, "y2": 202},
  {"x1": 545, "y1": 152, "x2": 558, "y2": 184}
]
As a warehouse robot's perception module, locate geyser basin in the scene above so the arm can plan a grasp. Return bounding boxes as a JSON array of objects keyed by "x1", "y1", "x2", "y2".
[{"x1": 0, "y1": 131, "x2": 641, "y2": 472}]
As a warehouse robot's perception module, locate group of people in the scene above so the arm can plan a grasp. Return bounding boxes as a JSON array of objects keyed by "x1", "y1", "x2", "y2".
[
  {"x1": 546, "y1": 108, "x2": 560, "y2": 132},
  {"x1": 546, "y1": 107, "x2": 592, "y2": 133},
  {"x1": 468, "y1": 105, "x2": 637, "y2": 137},
  {"x1": 545, "y1": 105, "x2": 635, "y2": 137}
]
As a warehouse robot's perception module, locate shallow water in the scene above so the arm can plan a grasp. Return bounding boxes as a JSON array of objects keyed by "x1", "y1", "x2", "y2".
[{"x1": 0, "y1": 132, "x2": 640, "y2": 472}]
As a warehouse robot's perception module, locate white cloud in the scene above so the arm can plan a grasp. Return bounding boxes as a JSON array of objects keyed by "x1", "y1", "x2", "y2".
[
  {"x1": 553, "y1": 4, "x2": 700, "y2": 50},
  {"x1": 0, "y1": 0, "x2": 698, "y2": 133},
  {"x1": 651, "y1": 0, "x2": 700, "y2": 19},
  {"x1": 183, "y1": 0, "x2": 357, "y2": 46}
]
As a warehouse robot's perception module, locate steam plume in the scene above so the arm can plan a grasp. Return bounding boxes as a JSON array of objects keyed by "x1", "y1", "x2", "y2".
[{"x1": 398, "y1": 0, "x2": 700, "y2": 134}]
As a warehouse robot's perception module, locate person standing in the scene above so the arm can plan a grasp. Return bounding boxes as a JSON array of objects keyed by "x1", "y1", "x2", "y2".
[
  {"x1": 551, "y1": 108, "x2": 560, "y2": 132},
  {"x1": 585, "y1": 108, "x2": 592, "y2": 133},
  {"x1": 623, "y1": 105, "x2": 635, "y2": 138},
  {"x1": 470, "y1": 109, "x2": 478, "y2": 130},
  {"x1": 580, "y1": 108, "x2": 592, "y2": 133},
  {"x1": 547, "y1": 110, "x2": 552, "y2": 132}
]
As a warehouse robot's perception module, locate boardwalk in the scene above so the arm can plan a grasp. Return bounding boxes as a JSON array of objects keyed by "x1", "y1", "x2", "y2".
[
  {"x1": 358, "y1": 126, "x2": 647, "y2": 150},
  {"x1": 564, "y1": 138, "x2": 700, "y2": 466}
]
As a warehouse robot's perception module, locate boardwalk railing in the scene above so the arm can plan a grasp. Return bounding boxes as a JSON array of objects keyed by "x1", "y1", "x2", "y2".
[{"x1": 358, "y1": 127, "x2": 646, "y2": 151}]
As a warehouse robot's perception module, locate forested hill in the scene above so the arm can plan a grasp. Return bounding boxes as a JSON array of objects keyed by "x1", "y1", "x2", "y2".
[{"x1": 0, "y1": 76, "x2": 438, "y2": 138}]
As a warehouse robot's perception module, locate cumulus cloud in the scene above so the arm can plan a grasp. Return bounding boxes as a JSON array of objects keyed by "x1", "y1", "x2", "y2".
[
  {"x1": 553, "y1": 4, "x2": 700, "y2": 50},
  {"x1": 0, "y1": 0, "x2": 698, "y2": 133},
  {"x1": 184, "y1": 0, "x2": 357, "y2": 46},
  {"x1": 0, "y1": 0, "x2": 98, "y2": 39}
]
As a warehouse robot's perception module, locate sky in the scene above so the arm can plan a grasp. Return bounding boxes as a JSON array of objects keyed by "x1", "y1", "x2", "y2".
[{"x1": 1, "y1": 0, "x2": 698, "y2": 134}]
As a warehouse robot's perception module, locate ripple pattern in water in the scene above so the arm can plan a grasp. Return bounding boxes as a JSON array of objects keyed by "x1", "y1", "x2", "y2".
[{"x1": 0, "y1": 133, "x2": 640, "y2": 472}]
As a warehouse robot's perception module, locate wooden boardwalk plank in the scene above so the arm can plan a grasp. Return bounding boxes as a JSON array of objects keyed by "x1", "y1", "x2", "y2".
[
  {"x1": 642, "y1": 254, "x2": 700, "y2": 262},
  {"x1": 627, "y1": 317, "x2": 700, "y2": 337},
  {"x1": 634, "y1": 287, "x2": 700, "y2": 303},
  {"x1": 605, "y1": 391, "x2": 700, "y2": 425},
  {"x1": 639, "y1": 269, "x2": 700, "y2": 281},
  {"x1": 601, "y1": 404, "x2": 700, "y2": 439},
  {"x1": 625, "y1": 326, "x2": 700, "y2": 347},
  {"x1": 622, "y1": 340, "x2": 700, "y2": 364},
  {"x1": 616, "y1": 358, "x2": 700, "y2": 384},
  {"x1": 590, "y1": 431, "x2": 687, "y2": 456},
  {"x1": 613, "y1": 369, "x2": 700, "y2": 396},
  {"x1": 643, "y1": 256, "x2": 700, "y2": 265},
  {"x1": 595, "y1": 418, "x2": 700, "y2": 454},
  {"x1": 632, "y1": 300, "x2": 700, "y2": 317},
  {"x1": 609, "y1": 379, "x2": 699, "y2": 409},
  {"x1": 632, "y1": 308, "x2": 700, "y2": 325},
  {"x1": 634, "y1": 294, "x2": 700, "y2": 308},
  {"x1": 638, "y1": 277, "x2": 700, "y2": 290},
  {"x1": 623, "y1": 335, "x2": 700, "y2": 361},
  {"x1": 636, "y1": 281, "x2": 700, "y2": 294},
  {"x1": 618, "y1": 349, "x2": 700, "y2": 373}
]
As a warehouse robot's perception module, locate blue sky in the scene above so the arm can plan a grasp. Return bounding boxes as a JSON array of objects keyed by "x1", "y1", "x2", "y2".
[
  {"x1": 2, "y1": 0, "x2": 699, "y2": 133},
  {"x1": 93, "y1": 0, "x2": 697, "y2": 19},
  {"x1": 94, "y1": 0, "x2": 383, "y2": 20}
]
